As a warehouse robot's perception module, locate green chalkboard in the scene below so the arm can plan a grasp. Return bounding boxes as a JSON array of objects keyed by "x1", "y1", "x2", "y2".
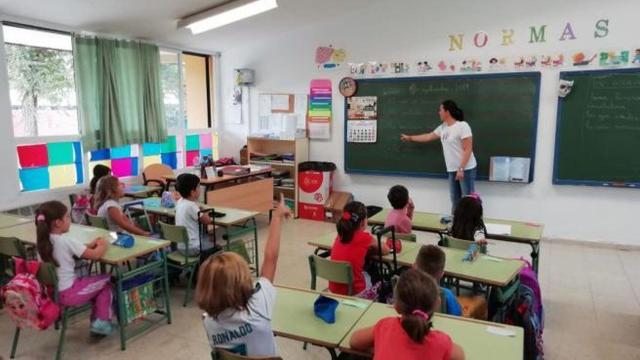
[
  {"x1": 344, "y1": 72, "x2": 541, "y2": 180},
  {"x1": 554, "y1": 68, "x2": 640, "y2": 188}
]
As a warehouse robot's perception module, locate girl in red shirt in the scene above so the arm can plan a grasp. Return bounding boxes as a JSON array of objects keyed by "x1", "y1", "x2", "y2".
[
  {"x1": 329, "y1": 201, "x2": 389, "y2": 296},
  {"x1": 350, "y1": 269, "x2": 465, "y2": 360}
]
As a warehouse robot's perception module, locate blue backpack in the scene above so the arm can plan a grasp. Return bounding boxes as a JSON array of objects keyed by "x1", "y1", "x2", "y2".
[{"x1": 506, "y1": 284, "x2": 544, "y2": 360}]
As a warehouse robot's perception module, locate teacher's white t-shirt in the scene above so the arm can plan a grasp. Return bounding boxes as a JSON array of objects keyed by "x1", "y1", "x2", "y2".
[{"x1": 434, "y1": 121, "x2": 477, "y2": 172}]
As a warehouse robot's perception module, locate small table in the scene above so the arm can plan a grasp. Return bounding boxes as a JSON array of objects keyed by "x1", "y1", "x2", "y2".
[
  {"x1": 272, "y1": 285, "x2": 372, "y2": 360},
  {"x1": 368, "y1": 208, "x2": 544, "y2": 272},
  {"x1": 308, "y1": 234, "x2": 524, "y2": 288},
  {"x1": 339, "y1": 302, "x2": 524, "y2": 359},
  {"x1": 0, "y1": 213, "x2": 31, "y2": 229},
  {"x1": 163, "y1": 165, "x2": 272, "y2": 205},
  {"x1": 123, "y1": 185, "x2": 163, "y2": 198},
  {"x1": 0, "y1": 222, "x2": 173, "y2": 351}
]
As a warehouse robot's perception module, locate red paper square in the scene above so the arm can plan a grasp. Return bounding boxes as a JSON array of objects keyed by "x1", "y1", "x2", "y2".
[{"x1": 17, "y1": 144, "x2": 49, "y2": 168}]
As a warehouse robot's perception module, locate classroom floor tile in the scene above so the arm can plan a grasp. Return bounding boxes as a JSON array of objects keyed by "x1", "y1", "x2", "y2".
[{"x1": 2, "y1": 217, "x2": 640, "y2": 359}]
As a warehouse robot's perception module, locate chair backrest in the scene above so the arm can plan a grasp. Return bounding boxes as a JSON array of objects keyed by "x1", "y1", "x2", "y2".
[
  {"x1": 308, "y1": 255, "x2": 353, "y2": 295},
  {"x1": 159, "y1": 221, "x2": 189, "y2": 249},
  {"x1": 0, "y1": 237, "x2": 27, "y2": 258},
  {"x1": 442, "y1": 235, "x2": 487, "y2": 254},
  {"x1": 68, "y1": 194, "x2": 77, "y2": 208},
  {"x1": 212, "y1": 349, "x2": 282, "y2": 360},
  {"x1": 395, "y1": 233, "x2": 417, "y2": 242},
  {"x1": 143, "y1": 164, "x2": 173, "y2": 185},
  {"x1": 86, "y1": 214, "x2": 109, "y2": 230}
]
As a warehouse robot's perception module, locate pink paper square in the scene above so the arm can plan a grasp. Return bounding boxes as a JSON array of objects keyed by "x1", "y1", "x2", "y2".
[
  {"x1": 199, "y1": 133, "x2": 212, "y2": 149},
  {"x1": 111, "y1": 158, "x2": 133, "y2": 177},
  {"x1": 186, "y1": 150, "x2": 200, "y2": 167}
]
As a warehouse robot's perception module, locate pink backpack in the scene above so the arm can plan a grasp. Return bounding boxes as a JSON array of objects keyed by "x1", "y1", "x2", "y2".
[
  {"x1": 1, "y1": 258, "x2": 60, "y2": 330},
  {"x1": 518, "y1": 258, "x2": 544, "y2": 330}
]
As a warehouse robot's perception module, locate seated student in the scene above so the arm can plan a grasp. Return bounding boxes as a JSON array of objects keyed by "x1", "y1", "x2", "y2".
[
  {"x1": 94, "y1": 175, "x2": 150, "y2": 236},
  {"x1": 384, "y1": 185, "x2": 414, "y2": 234},
  {"x1": 350, "y1": 269, "x2": 465, "y2": 360},
  {"x1": 174, "y1": 173, "x2": 214, "y2": 257},
  {"x1": 90, "y1": 164, "x2": 112, "y2": 195},
  {"x1": 196, "y1": 195, "x2": 291, "y2": 356},
  {"x1": 450, "y1": 194, "x2": 487, "y2": 246},
  {"x1": 329, "y1": 201, "x2": 389, "y2": 296},
  {"x1": 416, "y1": 245, "x2": 488, "y2": 320},
  {"x1": 415, "y1": 245, "x2": 462, "y2": 316}
]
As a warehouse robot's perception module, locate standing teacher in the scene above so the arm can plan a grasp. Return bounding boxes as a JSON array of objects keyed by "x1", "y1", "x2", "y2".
[{"x1": 400, "y1": 100, "x2": 477, "y2": 212}]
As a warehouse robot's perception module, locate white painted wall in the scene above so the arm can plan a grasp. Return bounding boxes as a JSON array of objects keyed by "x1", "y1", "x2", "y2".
[{"x1": 217, "y1": 0, "x2": 640, "y2": 245}]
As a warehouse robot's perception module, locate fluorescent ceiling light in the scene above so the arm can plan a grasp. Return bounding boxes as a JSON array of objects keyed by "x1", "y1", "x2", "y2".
[{"x1": 179, "y1": 0, "x2": 278, "y2": 35}]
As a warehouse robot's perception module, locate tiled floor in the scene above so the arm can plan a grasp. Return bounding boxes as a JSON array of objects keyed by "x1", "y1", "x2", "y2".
[{"x1": 2, "y1": 217, "x2": 640, "y2": 359}]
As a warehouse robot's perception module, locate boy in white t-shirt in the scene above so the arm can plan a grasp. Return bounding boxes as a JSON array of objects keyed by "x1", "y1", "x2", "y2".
[
  {"x1": 196, "y1": 195, "x2": 292, "y2": 357},
  {"x1": 175, "y1": 173, "x2": 214, "y2": 256}
]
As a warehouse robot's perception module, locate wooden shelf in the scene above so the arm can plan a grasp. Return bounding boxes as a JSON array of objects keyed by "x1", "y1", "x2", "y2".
[
  {"x1": 251, "y1": 160, "x2": 295, "y2": 168},
  {"x1": 247, "y1": 137, "x2": 309, "y2": 218}
]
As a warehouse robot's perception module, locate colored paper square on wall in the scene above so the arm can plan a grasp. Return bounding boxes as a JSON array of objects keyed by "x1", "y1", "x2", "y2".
[
  {"x1": 90, "y1": 148, "x2": 110, "y2": 161},
  {"x1": 161, "y1": 136, "x2": 177, "y2": 153},
  {"x1": 112, "y1": 158, "x2": 134, "y2": 177},
  {"x1": 185, "y1": 150, "x2": 200, "y2": 167},
  {"x1": 75, "y1": 161, "x2": 84, "y2": 184},
  {"x1": 161, "y1": 153, "x2": 177, "y2": 169},
  {"x1": 47, "y1": 142, "x2": 75, "y2": 166},
  {"x1": 143, "y1": 155, "x2": 161, "y2": 168},
  {"x1": 19, "y1": 167, "x2": 50, "y2": 191},
  {"x1": 186, "y1": 135, "x2": 200, "y2": 151},
  {"x1": 111, "y1": 145, "x2": 132, "y2": 159},
  {"x1": 212, "y1": 133, "x2": 219, "y2": 160},
  {"x1": 143, "y1": 143, "x2": 161, "y2": 156},
  {"x1": 90, "y1": 160, "x2": 111, "y2": 176},
  {"x1": 17, "y1": 144, "x2": 48, "y2": 168},
  {"x1": 199, "y1": 133, "x2": 212, "y2": 149},
  {"x1": 200, "y1": 149, "x2": 212, "y2": 158},
  {"x1": 73, "y1": 142, "x2": 83, "y2": 163},
  {"x1": 49, "y1": 164, "x2": 78, "y2": 188}
]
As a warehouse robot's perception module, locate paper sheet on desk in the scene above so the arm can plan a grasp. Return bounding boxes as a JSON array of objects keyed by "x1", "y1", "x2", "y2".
[{"x1": 486, "y1": 223, "x2": 512, "y2": 235}]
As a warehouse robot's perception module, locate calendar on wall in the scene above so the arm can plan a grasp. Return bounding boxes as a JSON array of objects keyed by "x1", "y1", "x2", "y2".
[{"x1": 347, "y1": 120, "x2": 377, "y2": 143}]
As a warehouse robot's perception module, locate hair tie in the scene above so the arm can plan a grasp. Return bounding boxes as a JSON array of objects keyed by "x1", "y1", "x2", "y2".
[
  {"x1": 342, "y1": 212, "x2": 352, "y2": 221},
  {"x1": 36, "y1": 214, "x2": 46, "y2": 222},
  {"x1": 351, "y1": 213, "x2": 360, "y2": 224},
  {"x1": 467, "y1": 192, "x2": 482, "y2": 204},
  {"x1": 412, "y1": 309, "x2": 430, "y2": 320}
]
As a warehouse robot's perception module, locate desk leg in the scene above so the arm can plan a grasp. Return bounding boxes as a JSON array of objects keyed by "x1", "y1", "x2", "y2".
[
  {"x1": 203, "y1": 184, "x2": 215, "y2": 205},
  {"x1": 115, "y1": 266, "x2": 126, "y2": 351},
  {"x1": 161, "y1": 249, "x2": 172, "y2": 325},
  {"x1": 325, "y1": 347, "x2": 338, "y2": 360},
  {"x1": 530, "y1": 243, "x2": 540, "y2": 274},
  {"x1": 251, "y1": 218, "x2": 259, "y2": 276}
]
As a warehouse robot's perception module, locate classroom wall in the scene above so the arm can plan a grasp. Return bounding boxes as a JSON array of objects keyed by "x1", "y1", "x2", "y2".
[{"x1": 217, "y1": 0, "x2": 640, "y2": 245}]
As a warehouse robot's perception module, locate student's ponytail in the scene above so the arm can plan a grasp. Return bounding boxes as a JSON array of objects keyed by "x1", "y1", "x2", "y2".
[
  {"x1": 35, "y1": 201, "x2": 68, "y2": 267},
  {"x1": 394, "y1": 269, "x2": 439, "y2": 343},
  {"x1": 336, "y1": 201, "x2": 367, "y2": 244},
  {"x1": 441, "y1": 99, "x2": 464, "y2": 121}
]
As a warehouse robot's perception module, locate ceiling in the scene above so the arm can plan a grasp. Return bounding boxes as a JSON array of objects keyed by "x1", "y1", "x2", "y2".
[{"x1": 0, "y1": 0, "x2": 377, "y2": 52}]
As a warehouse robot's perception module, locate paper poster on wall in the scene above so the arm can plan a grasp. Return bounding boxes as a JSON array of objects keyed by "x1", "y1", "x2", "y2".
[
  {"x1": 347, "y1": 96, "x2": 377, "y2": 120},
  {"x1": 489, "y1": 156, "x2": 531, "y2": 183},
  {"x1": 271, "y1": 94, "x2": 293, "y2": 112},
  {"x1": 308, "y1": 79, "x2": 332, "y2": 140},
  {"x1": 347, "y1": 120, "x2": 377, "y2": 143}
]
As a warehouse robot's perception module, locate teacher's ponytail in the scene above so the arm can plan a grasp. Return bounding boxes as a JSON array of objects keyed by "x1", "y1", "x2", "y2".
[{"x1": 441, "y1": 99, "x2": 464, "y2": 121}]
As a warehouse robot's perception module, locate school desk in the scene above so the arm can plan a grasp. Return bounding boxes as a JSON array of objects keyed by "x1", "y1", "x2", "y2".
[
  {"x1": 368, "y1": 208, "x2": 544, "y2": 272},
  {"x1": 163, "y1": 165, "x2": 273, "y2": 212},
  {"x1": 339, "y1": 302, "x2": 524, "y2": 359},
  {"x1": 0, "y1": 222, "x2": 172, "y2": 351},
  {"x1": 0, "y1": 213, "x2": 31, "y2": 229},
  {"x1": 272, "y1": 285, "x2": 372, "y2": 360},
  {"x1": 122, "y1": 185, "x2": 163, "y2": 197},
  {"x1": 308, "y1": 233, "x2": 524, "y2": 288},
  {"x1": 129, "y1": 197, "x2": 261, "y2": 272}
]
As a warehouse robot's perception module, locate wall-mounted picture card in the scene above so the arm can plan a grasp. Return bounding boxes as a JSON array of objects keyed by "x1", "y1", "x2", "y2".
[{"x1": 347, "y1": 96, "x2": 377, "y2": 120}]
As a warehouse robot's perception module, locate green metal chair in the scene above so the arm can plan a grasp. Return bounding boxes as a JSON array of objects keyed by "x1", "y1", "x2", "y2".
[
  {"x1": 211, "y1": 348, "x2": 282, "y2": 360},
  {"x1": 159, "y1": 221, "x2": 199, "y2": 307},
  {"x1": 10, "y1": 262, "x2": 92, "y2": 360},
  {"x1": 395, "y1": 233, "x2": 417, "y2": 242},
  {"x1": 308, "y1": 255, "x2": 354, "y2": 295},
  {"x1": 86, "y1": 214, "x2": 109, "y2": 230}
]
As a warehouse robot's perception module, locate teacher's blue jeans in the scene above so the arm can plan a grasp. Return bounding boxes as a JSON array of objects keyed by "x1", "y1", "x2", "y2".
[{"x1": 448, "y1": 168, "x2": 476, "y2": 213}]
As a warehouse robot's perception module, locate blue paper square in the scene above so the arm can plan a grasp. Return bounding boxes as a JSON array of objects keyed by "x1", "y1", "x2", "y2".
[
  {"x1": 19, "y1": 167, "x2": 50, "y2": 191},
  {"x1": 90, "y1": 148, "x2": 110, "y2": 161},
  {"x1": 161, "y1": 153, "x2": 177, "y2": 169}
]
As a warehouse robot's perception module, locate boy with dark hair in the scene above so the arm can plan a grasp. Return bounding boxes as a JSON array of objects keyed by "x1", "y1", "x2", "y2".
[
  {"x1": 415, "y1": 245, "x2": 462, "y2": 316},
  {"x1": 175, "y1": 173, "x2": 213, "y2": 256},
  {"x1": 384, "y1": 185, "x2": 414, "y2": 234}
]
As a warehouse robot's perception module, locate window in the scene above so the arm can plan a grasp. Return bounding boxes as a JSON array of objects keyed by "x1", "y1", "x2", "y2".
[
  {"x1": 89, "y1": 145, "x2": 139, "y2": 178},
  {"x1": 160, "y1": 51, "x2": 181, "y2": 130},
  {"x1": 16, "y1": 141, "x2": 84, "y2": 191},
  {"x1": 183, "y1": 53, "x2": 211, "y2": 129},
  {"x1": 3, "y1": 24, "x2": 77, "y2": 137}
]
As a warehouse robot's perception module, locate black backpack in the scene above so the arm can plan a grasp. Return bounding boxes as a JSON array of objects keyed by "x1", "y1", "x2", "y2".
[{"x1": 505, "y1": 284, "x2": 544, "y2": 360}]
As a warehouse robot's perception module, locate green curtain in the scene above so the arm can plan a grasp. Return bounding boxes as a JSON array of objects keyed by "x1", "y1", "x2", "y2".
[{"x1": 73, "y1": 36, "x2": 167, "y2": 151}]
